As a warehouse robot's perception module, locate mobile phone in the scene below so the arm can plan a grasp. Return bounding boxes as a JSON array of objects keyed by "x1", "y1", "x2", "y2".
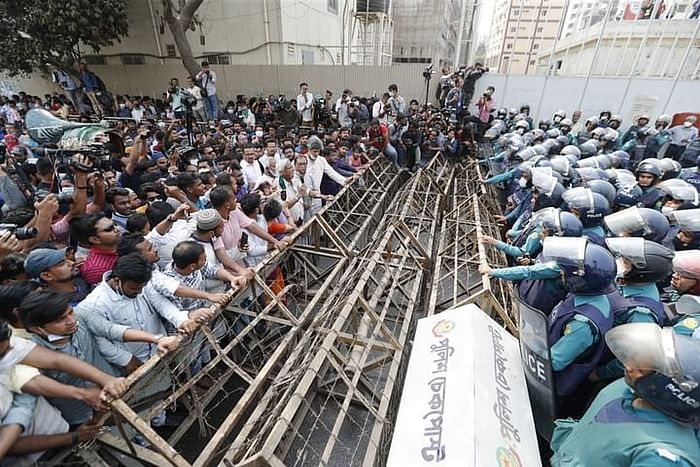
[{"x1": 239, "y1": 232, "x2": 248, "y2": 249}]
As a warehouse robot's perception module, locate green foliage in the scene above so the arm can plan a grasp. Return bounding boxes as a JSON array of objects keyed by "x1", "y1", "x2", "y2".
[{"x1": 0, "y1": 0, "x2": 129, "y2": 76}]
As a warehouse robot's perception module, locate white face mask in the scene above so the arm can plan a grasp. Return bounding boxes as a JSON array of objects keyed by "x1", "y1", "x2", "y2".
[
  {"x1": 684, "y1": 121, "x2": 693, "y2": 128},
  {"x1": 255, "y1": 130, "x2": 263, "y2": 137},
  {"x1": 661, "y1": 205, "x2": 675, "y2": 214},
  {"x1": 119, "y1": 103, "x2": 126, "y2": 109},
  {"x1": 227, "y1": 108, "x2": 235, "y2": 114},
  {"x1": 44, "y1": 332, "x2": 69, "y2": 342},
  {"x1": 518, "y1": 178, "x2": 528, "y2": 188}
]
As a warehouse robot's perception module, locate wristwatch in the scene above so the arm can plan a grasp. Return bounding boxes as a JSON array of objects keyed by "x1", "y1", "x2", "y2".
[{"x1": 153, "y1": 333, "x2": 164, "y2": 343}]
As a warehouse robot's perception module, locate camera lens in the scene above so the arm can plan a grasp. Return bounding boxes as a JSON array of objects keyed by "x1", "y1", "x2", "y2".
[{"x1": 13, "y1": 227, "x2": 38, "y2": 240}]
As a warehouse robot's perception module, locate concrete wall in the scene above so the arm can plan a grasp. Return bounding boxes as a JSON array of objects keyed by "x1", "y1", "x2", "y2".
[{"x1": 3, "y1": 66, "x2": 699, "y2": 124}]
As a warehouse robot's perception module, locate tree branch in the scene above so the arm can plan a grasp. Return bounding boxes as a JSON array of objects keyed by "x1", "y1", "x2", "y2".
[{"x1": 180, "y1": 0, "x2": 205, "y2": 27}]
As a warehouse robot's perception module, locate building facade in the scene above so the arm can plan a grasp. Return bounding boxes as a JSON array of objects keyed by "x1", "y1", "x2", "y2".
[
  {"x1": 391, "y1": 0, "x2": 479, "y2": 66},
  {"x1": 485, "y1": 0, "x2": 567, "y2": 75},
  {"x1": 87, "y1": 0, "x2": 355, "y2": 67}
]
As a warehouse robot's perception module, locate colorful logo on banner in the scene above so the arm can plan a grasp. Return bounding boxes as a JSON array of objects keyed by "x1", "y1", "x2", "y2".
[
  {"x1": 431, "y1": 320, "x2": 455, "y2": 337},
  {"x1": 496, "y1": 446, "x2": 522, "y2": 467}
]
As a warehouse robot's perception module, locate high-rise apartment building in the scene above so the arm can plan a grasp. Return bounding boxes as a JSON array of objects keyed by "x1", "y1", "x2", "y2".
[{"x1": 485, "y1": 0, "x2": 566, "y2": 74}]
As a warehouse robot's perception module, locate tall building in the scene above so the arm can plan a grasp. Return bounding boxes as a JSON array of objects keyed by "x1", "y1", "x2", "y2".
[
  {"x1": 88, "y1": 0, "x2": 356, "y2": 66},
  {"x1": 536, "y1": 0, "x2": 699, "y2": 78},
  {"x1": 485, "y1": 0, "x2": 566, "y2": 74},
  {"x1": 561, "y1": 0, "x2": 614, "y2": 39},
  {"x1": 391, "y1": 0, "x2": 479, "y2": 66}
]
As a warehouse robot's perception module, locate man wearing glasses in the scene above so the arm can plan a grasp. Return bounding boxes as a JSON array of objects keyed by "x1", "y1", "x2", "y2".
[{"x1": 73, "y1": 214, "x2": 121, "y2": 286}]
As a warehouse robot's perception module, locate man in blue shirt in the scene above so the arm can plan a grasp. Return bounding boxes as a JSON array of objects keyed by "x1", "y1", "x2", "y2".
[{"x1": 78, "y1": 63, "x2": 103, "y2": 118}]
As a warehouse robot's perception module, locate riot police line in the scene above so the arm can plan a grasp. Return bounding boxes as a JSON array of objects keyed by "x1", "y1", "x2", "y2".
[{"x1": 475, "y1": 109, "x2": 700, "y2": 466}]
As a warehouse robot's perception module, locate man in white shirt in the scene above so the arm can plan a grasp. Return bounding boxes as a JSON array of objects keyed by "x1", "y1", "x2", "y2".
[
  {"x1": 185, "y1": 76, "x2": 207, "y2": 122},
  {"x1": 297, "y1": 82, "x2": 315, "y2": 127},
  {"x1": 666, "y1": 116, "x2": 699, "y2": 161},
  {"x1": 195, "y1": 61, "x2": 218, "y2": 119},
  {"x1": 240, "y1": 144, "x2": 264, "y2": 189},
  {"x1": 387, "y1": 84, "x2": 406, "y2": 123},
  {"x1": 335, "y1": 89, "x2": 353, "y2": 128},
  {"x1": 278, "y1": 159, "x2": 307, "y2": 226},
  {"x1": 305, "y1": 136, "x2": 350, "y2": 214},
  {"x1": 372, "y1": 92, "x2": 391, "y2": 125}
]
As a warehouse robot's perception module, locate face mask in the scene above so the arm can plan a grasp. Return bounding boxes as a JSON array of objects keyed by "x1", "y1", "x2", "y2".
[
  {"x1": 661, "y1": 205, "x2": 675, "y2": 214},
  {"x1": 227, "y1": 108, "x2": 235, "y2": 114},
  {"x1": 119, "y1": 103, "x2": 126, "y2": 109},
  {"x1": 255, "y1": 130, "x2": 263, "y2": 137},
  {"x1": 554, "y1": 116, "x2": 561, "y2": 123},
  {"x1": 684, "y1": 121, "x2": 693, "y2": 128},
  {"x1": 62, "y1": 187, "x2": 75, "y2": 197},
  {"x1": 518, "y1": 178, "x2": 528, "y2": 188},
  {"x1": 43, "y1": 330, "x2": 69, "y2": 342}
]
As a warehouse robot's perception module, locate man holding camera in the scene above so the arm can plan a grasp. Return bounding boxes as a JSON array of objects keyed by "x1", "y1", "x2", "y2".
[
  {"x1": 166, "y1": 78, "x2": 186, "y2": 119},
  {"x1": 195, "y1": 61, "x2": 218, "y2": 120},
  {"x1": 372, "y1": 93, "x2": 391, "y2": 125},
  {"x1": 335, "y1": 89, "x2": 354, "y2": 128},
  {"x1": 461, "y1": 62, "x2": 488, "y2": 110},
  {"x1": 185, "y1": 76, "x2": 207, "y2": 123}
]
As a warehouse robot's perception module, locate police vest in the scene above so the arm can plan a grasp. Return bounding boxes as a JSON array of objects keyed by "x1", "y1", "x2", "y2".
[
  {"x1": 551, "y1": 379, "x2": 700, "y2": 466},
  {"x1": 606, "y1": 286, "x2": 667, "y2": 326},
  {"x1": 519, "y1": 278, "x2": 566, "y2": 317},
  {"x1": 548, "y1": 294, "x2": 613, "y2": 397},
  {"x1": 639, "y1": 186, "x2": 660, "y2": 208}
]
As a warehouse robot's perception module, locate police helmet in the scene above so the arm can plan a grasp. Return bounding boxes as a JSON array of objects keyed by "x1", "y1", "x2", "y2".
[
  {"x1": 658, "y1": 180, "x2": 700, "y2": 210},
  {"x1": 586, "y1": 179, "x2": 617, "y2": 206},
  {"x1": 531, "y1": 144, "x2": 548, "y2": 156},
  {"x1": 609, "y1": 168, "x2": 637, "y2": 189},
  {"x1": 555, "y1": 135, "x2": 570, "y2": 148},
  {"x1": 585, "y1": 116, "x2": 599, "y2": 127},
  {"x1": 562, "y1": 187, "x2": 611, "y2": 227},
  {"x1": 608, "y1": 150, "x2": 630, "y2": 169},
  {"x1": 530, "y1": 207, "x2": 583, "y2": 237},
  {"x1": 657, "y1": 158, "x2": 683, "y2": 180},
  {"x1": 606, "y1": 237, "x2": 674, "y2": 283},
  {"x1": 553, "y1": 110, "x2": 567, "y2": 121},
  {"x1": 560, "y1": 145, "x2": 581, "y2": 159},
  {"x1": 515, "y1": 120, "x2": 529, "y2": 130},
  {"x1": 603, "y1": 128, "x2": 619, "y2": 143},
  {"x1": 579, "y1": 140, "x2": 599, "y2": 157},
  {"x1": 604, "y1": 206, "x2": 670, "y2": 243},
  {"x1": 560, "y1": 118, "x2": 573, "y2": 128},
  {"x1": 607, "y1": 323, "x2": 700, "y2": 426},
  {"x1": 520, "y1": 104, "x2": 530, "y2": 113},
  {"x1": 497, "y1": 107, "x2": 508, "y2": 118},
  {"x1": 508, "y1": 108, "x2": 518, "y2": 117},
  {"x1": 614, "y1": 184, "x2": 643, "y2": 209},
  {"x1": 636, "y1": 159, "x2": 662, "y2": 179},
  {"x1": 515, "y1": 147, "x2": 537, "y2": 162},
  {"x1": 667, "y1": 209, "x2": 700, "y2": 249},
  {"x1": 591, "y1": 127, "x2": 607, "y2": 139},
  {"x1": 542, "y1": 237, "x2": 616, "y2": 294},
  {"x1": 575, "y1": 167, "x2": 610, "y2": 183},
  {"x1": 538, "y1": 119, "x2": 552, "y2": 130},
  {"x1": 636, "y1": 114, "x2": 650, "y2": 125},
  {"x1": 609, "y1": 115, "x2": 622, "y2": 125}
]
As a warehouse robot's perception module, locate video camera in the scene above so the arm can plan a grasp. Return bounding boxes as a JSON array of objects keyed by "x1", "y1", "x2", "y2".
[{"x1": 423, "y1": 64, "x2": 435, "y2": 80}]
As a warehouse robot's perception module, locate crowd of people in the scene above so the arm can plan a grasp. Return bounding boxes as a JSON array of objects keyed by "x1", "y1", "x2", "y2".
[
  {"x1": 0, "y1": 59, "x2": 484, "y2": 463},
  {"x1": 476, "y1": 106, "x2": 700, "y2": 464},
  {"x1": 0, "y1": 57, "x2": 699, "y2": 464}
]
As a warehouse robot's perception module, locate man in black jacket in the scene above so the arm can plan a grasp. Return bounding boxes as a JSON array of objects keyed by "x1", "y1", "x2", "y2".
[{"x1": 461, "y1": 63, "x2": 488, "y2": 111}]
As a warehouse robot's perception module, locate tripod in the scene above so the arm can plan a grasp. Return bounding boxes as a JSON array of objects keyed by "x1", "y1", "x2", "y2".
[{"x1": 422, "y1": 65, "x2": 434, "y2": 108}]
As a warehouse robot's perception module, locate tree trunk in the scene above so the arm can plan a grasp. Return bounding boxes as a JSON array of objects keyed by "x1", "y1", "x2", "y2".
[{"x1": 162, "y1": 0, "x2": 205, "y2": 78}]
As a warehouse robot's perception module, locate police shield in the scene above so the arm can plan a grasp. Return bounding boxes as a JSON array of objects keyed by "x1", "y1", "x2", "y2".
[{"x1": 517, "y1": 293, "x2": 557, "y2": 441}]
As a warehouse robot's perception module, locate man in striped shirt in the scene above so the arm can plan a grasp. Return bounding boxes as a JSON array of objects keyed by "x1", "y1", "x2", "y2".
[{"x1": 76, "y1": 214, "x2": 121, "y2": 287}]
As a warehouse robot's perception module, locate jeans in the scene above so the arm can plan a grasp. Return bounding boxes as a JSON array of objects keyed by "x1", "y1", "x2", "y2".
[
  {"x1": 204, "y1": 94, "x2": 219, "y2": 119},
  {"x1": 383, "y1": 143, "x2": 399, "y2": 166}
]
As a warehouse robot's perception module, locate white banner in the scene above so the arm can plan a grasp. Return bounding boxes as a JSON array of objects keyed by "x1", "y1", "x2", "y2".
[{"x1": 387, "y1": 304, "x2": 541, "y2": 467}]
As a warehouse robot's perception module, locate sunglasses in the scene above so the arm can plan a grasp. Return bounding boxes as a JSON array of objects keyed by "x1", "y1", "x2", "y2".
[{"x1": 99, "y1": 224, "x2": 117, "y2": 233}]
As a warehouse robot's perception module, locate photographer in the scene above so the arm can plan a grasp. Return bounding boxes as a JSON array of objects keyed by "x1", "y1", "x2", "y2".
[
  {"x1": 195, "y1": 61, "x2": 218, "y2": 120},
  {"x1": 335, "y1": 89, "x2": 354, "y2": 128},
  {"x1": 365, "y1": 119, "x2": 398, "y2": 166},
  {"x1": 371, "y1": 93, "x2": 391, "y2": 125},
  {"x1": 296, "y1": 83, "x2": 315, "y2": 127},
  {"x1": 166, "y1": 78, "x2": 187, "y2": 119},
  {"x1": 387, "y1": 84, "x2": 406, "y2": 121},
  {"x1": 184, "y1": 76, "x2": 207, "y2": 123}
]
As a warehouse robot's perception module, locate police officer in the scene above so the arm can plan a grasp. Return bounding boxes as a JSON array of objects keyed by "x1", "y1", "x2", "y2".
[
  {"x1": 670, "y1": 250, "x2": 700, "y2": 336},
  {"x1": 577, "y1": 116, "x2": 599, "y2": 144},
  {"x1": 634, "y1": 159, "x2": 662, "y2": 207},
  {"x1": 561, "y1": 187, "x2": 611, "y2": 245},
  {"x1": 613, "y1": 184, "x2": 643, "y2": 211},
  {"x1": 620, "y1": 114, "x2": 650, "y2": 146},
  {"x1": 666, "y1": 209, "x2": 700, "y2": 251},
  {"x1": 657, "y1": 180, "x2": 700, "y2": 213},
  {"x1": 603, "y1": 206, "x2": 670, "y2": 244},
  {"x1": 542, "y1": 237, "x2": 617, "y2": 416},
  {"x1": 679, "y1": 155, "x2": 700, "y2": 192},
  {"x1": 551, "y1": 323, "x2": 700, "y2": 466},
  {"x1": 592, "y1": 238, "x2": 674, "y2": 381}
]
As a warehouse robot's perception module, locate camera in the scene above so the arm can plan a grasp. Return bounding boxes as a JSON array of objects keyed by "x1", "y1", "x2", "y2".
[
  {"x1": 36, "y1": 190, "x2": 74, "y2": 204},
  {"x1": 0, "y1": 224, "x2": 38, "y2": 240},
  {"x1": 423, "y1": 64, "x2": 435, "y2": 80}
]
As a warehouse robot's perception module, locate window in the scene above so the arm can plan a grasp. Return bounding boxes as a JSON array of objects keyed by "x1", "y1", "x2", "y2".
[
  {"x1": 121, "y1": 54, "x2": 145, "y2": 65},
  {"x1": 541, "y1": 9, "x2": 548, "y2": 15},
  {"x1": 205, "y1": 54, "x2": 230, "y2": 65},
  {"x1": 83, "y1": 55, "x2": 107, "y2": 65},
  {"x1": 537, "y1": 26, "x2": 544, "y2": 33},
  {"x1": 510, "y1": 27, "x2": 516, "y2": 32},
  {"x1": 166, "y1": 44, "x2": 177, "y2": 57},
  {"x1": 533, "y1": 43, "x2": 539, "y2": 50},
  {"x1": 328, "y1": 0, "x2": 338, "y2": 14},
  {"x1": 302, "y1": 50, "x2": 315, "y2": 65},
  {"x1": 506, "y1": 43, "x2": 513, "y2": 49},
  {"x1": 288, "y1": 44, "x2": 296, "y2": 56},
  {"x1": 530, "y1": 60, "x2": 536, "y2": 65}
]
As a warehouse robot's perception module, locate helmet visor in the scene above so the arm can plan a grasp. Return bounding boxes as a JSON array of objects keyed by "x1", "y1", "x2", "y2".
[
  {"x1": 604, "y1": 206, "x2": 648, "y2": 237},
  {"x1": 542, "y1": 237, "x2": 587, "y2": 275},
  {"x1": 532, "y1": 171, "x2": 558, "y2": 197},
  {"x1": 605, "y1": 237, "x2": 647, "y2": 268},
  {"x1": 562, "y1": 187, "x2": 594, "y2": 210},
  {"x1": 668, "y1": 209, "x2": 700, "y2": 232},
  {"x1": 606, "y1": 323, "x2": 671, "y2": 374}
]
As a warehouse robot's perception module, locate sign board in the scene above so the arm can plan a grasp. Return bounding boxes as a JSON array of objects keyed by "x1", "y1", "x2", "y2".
[{"x1": 387, "y1": 304, "x2": 541, "y2": 467}]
